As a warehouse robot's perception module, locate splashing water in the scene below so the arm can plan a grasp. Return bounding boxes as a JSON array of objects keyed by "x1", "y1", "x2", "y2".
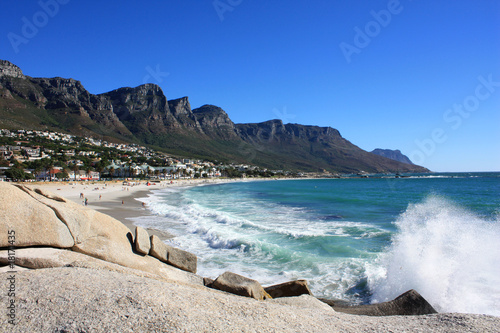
[
  {"x1": 369, "y1": 196, "x2": 500, "y2": 316},
  {"x1": 135, "y1": 176, "x2": 500, "y2": 315}
]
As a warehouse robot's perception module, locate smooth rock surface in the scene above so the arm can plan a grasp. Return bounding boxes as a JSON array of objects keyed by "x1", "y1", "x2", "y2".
[
  {"x1": 0, "y1": 247, "x2": 203, "y2": 286},
  {"x1": 212, "y1": 271, "x2": 271, "y2": 300},
  {"x1": 134, "y1": 226, "x2": 150, "y2": 255},
  {"x1": 265, "y1": 279, "x2": 313, "y2": 298},
  {"x1": 326, "y1": 289, "x2": 438, "y2": 316},
  {"x1": 164, "y1": 244, "x2": 197, "y2": 274},
  {"x1": 0, "y1": 265, "x2": 29, "y2": 273},
  {"x1": 0, "y1": 183, "x2": 202, "y2": 286},
  {"x1": 149, "y1": 235, "x2": 197, "y2": 273},
  {"x1": 2, "y1": 267, "x2": 499, "y2": 333},
  {"x1": 149, "y1": 234, "x2": 168, "y2": 262},
  {"x1": 269, "y1": 295, "x2": 334, "y2": 312},
  {"x1": 0, "y1": 183, "x2": 74, "y2": 248}
]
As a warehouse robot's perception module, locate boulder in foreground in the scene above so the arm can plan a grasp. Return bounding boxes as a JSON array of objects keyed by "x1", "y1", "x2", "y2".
[
  {"x1": 3, "y1": 267, "x2": 499, "y2": 332},
  {"x1": 211, "y1": 271, "x2": 271, "y2": 300},
  {"x1": 270, "y1": 294, "x2": 333, "y2": 312},
  {"x1": 134, "y1": 226, "x2": 151, "y2": 255},
  {"x1": 322, "y1": 289, "x2": 438, "y2": 316},
  {"x1": 265, "y1": 279, "x2": 313, "y2": 298},
  {"x1": 164, "y1": 244, "x2": 197, "y2": 274},
  {"x1": 0, "y1": 183, "x2": 202, "y2": 286},
  {"x1": 0, "y1": 183, "x2": 74, "y2": 248},
  {"x1": 149, "y1": 234, "x2": 197, "y2": 273}
]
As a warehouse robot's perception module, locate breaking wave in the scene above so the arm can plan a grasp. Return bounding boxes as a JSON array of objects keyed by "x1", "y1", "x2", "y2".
[{"x1": 369, "y1": 196, "x2": 500, "y2": 316}]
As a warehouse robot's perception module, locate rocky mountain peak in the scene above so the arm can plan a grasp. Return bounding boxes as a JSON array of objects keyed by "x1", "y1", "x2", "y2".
[
  {"x1": 102, "y1": 84, "x2": 169, "y2": 119},
  {"x1": 0, "y1": 60, "x2": 25, "y2": 79},
  {"x1": 129, "y1": 83, "x2": 164, "y2": 96},
  {"x1": 169, "y1": 96, "x2": 191, "y2": 116},
  {"x1": 34, "y1": 77, "x2": 86, "y2": 95},
  {"x1": 192, "y1": 105, "x2": 238, "y2": 139},
  {"x1": 371, "y1": 149, "x2": 414, "y2": 165}
]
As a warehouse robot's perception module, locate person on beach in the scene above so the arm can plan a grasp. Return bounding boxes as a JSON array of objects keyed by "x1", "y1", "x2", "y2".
[{"x1": 84, "y1": 198, "x2": 88, "y2": 206}]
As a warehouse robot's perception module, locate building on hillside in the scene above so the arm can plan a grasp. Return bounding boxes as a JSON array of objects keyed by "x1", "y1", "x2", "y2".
[
  {"x1": 68, "y1": 170, "x2": 100, "y2": 181},
  {"x1": 36, "y1": 168, "x2": 64, "y2": 181}
]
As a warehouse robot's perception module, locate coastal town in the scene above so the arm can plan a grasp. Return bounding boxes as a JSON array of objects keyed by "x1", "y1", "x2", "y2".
[{"x1": 0, "y1": 129, "x2": 294, "y2": 182}]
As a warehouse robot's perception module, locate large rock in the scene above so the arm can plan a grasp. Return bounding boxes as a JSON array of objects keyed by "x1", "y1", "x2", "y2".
[
  {"x1": 6, "y1": 267, "x2": 498, "y2": 332},
  {"x1": 165, "y1": 244, "x2": 197, "y2": 274},
  {"x1": 324, "y1": 289, "x2": 438, "y2": 316},
  {"x1": 149, "y1": 235, "x2": 197, "y2": 273},
  {"x1": 264, "y1": 279, "x2": 313, "y2": 298},
  {"x1": 270, "y1": 295, "x2": 334, "y2": 312},
  {"x1": 134, "y1": 226, "x2": 150, "y2": 255},
  {"x1": 18, "y1": 185, "x2": 103, "y2": 246},
  {"x1": 149, "y1": 234, "x2": 169, "y2": 262},
  {"x1": 0, "y1": 183, "x2": 74, "y2": 248},
  {"x1": 0, "y1": 247, "x2": 175, "y2": 281},
  {"x1": 0, "y1": 60, "x2": 25, "y2": 78},
  {"x1": 211, "y1": 271, "x2": 271, "y2": 300},
  {"x1": 0, "y1": 183, "x2": 202, "y2": 286}
]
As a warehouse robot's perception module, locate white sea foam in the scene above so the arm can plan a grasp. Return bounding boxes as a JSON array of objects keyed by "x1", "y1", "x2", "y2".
[
  {"x1": 368, "y1": 195, "x2": 500, "y2": 316},
  {"x1": 133, "y1": 186, "x2": 383, "y2": 303}
]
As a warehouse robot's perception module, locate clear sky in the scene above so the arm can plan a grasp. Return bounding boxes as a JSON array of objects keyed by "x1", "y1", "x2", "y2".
[{"x1": 1, "y1": 0, "x2": 499, "y2": 172}]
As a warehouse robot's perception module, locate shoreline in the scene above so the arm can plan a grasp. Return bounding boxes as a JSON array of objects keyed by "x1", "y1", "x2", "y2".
[
  {"x1": 27, "y1": 178, "x2": 257, "y2": 240},
  {"x1": 7, "y1": 178, "x2": 500, "y2": 327}
]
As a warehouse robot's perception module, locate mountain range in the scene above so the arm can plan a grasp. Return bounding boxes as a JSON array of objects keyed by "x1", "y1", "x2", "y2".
[
  {"x1": 0, "y1": 60, "x2": 429, "y2": 174},
  {"x1": 371, "y1": 149, "x2": 414, "y2": 165}
]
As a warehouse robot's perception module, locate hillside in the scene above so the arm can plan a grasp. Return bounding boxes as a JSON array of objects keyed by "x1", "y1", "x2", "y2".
[
  {"x1": 0, "y1": 60, "x2": 429, "y2": 174},
  {"x1": 371, "y1": 149, "x2": 414, "y2": 165}
]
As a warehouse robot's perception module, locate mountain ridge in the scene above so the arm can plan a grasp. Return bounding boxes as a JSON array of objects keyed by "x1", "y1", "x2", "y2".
[
  {"x1": 371, "y1": 149, "x2": 414, "y2": 165},
  {"x1": 0, "y1": 60, "x2": 429, "y2": 174}
]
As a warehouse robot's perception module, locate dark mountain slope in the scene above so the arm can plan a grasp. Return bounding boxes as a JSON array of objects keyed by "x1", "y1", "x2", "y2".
[
  {"x1": 236, "y1": 120, "x2": 426, "y2": 173},
  {"x1": 0, "y1": 60, "x2": 429, "y2": 173},
  {"x1": 371, "y1": 149, "x2": 414, "y2": 165}
]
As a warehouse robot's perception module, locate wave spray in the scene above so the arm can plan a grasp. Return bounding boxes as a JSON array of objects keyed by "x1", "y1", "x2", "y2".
[{"x1": 369, "y1": 196, "x2": 500, "y2": 316}]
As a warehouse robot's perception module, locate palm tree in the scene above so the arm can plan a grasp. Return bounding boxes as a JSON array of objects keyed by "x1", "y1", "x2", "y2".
[
  {"x1": 85, "y1": 165, "x2": 92, "y2": 180},
  {"x1": 127, "y1": 163, "x2": 132, "y2": 179},
  {"x1": 72, "y1": 163, "x2": 79, "y2": 181},
  {"x1": 45, "y1": 158, "x2": 54, "y2": 181},
  {"x1": 34, "y1": 165, "x2": 43, "y2": 181}
]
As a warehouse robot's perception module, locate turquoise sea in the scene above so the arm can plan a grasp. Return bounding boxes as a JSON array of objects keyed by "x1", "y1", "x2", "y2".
[{"x1": 134, "y1": 172, "x2": 500, "y2": 316}]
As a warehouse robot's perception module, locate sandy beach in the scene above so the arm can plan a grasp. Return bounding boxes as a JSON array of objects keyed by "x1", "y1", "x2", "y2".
[{"x1": 28, "y1": 178, "x2": 249, "y2": 240}]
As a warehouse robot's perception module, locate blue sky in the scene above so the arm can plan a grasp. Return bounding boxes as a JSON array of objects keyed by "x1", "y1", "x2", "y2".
[{"x1": 1, "y1": 0, "x2": 499, "y2": 172}]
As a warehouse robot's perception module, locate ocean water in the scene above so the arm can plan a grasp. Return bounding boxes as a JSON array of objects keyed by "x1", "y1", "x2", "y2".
[{"x1": 133, "y1": 173, "x2": 500, "y2": 316}]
